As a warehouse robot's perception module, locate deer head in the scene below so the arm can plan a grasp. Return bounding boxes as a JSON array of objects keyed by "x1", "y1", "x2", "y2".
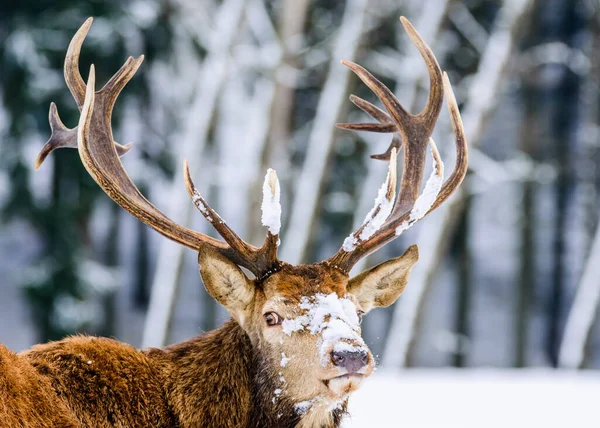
[{"x1": 36, "y1": 17, "x2": 466, "y2": 415}]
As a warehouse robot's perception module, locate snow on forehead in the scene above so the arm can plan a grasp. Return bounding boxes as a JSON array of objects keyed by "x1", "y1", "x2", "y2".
[{"x1": 282, "y1": 293, "x2": 359, "y2": 336}]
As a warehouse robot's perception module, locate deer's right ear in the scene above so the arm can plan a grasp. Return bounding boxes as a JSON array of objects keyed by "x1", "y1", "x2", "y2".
[{"x1": 198, "y1": 246, "x2": 255, "y2": 321}]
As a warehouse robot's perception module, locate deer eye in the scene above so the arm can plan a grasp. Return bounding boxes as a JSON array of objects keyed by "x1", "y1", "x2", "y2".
[
  {"x1": 357, "y1": 311, "x2": 365, "y2": 324},
  {"x1": 264, "y1": 312, "x2": 282, "y2": 326}
]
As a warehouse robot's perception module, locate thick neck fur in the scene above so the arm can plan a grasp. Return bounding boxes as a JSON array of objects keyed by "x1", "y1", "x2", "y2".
[{"x1": 150, "y1": 320, "x2": 345, "y2": 428}]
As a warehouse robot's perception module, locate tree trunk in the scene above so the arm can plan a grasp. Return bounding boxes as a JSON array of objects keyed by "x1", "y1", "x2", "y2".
[
  {"x1": 452, "y1": 194, "x2": 472, "y2": 368},
  {"x1": 515, "y1": 83, "x2": 537, "y2": 367}
]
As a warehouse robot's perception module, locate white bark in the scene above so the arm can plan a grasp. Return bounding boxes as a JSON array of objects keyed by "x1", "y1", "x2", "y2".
[
  {"x1": 142, "y1": 0, "x2": 247, "y2": 348},
  {"x1": 558, "y1": 223, "x2": 600, "y2": 368},
  {"x1": 279, "y1": 0, "x2": 371, "y2": 264},
  {"x1": 382, "y1": 0, "x2": 534, "y2": 368}
]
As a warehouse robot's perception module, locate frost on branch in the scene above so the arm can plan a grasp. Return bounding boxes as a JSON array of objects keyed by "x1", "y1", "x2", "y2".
[
  {"x1": 261, "y1": 168, "x2": 281, "y2": 236},
  {"x1": 395, "y1": 140, "x2": 444, "y2": 235},
  {"x1": 343, "y1": 148, "x2": 397, "y2": 252}
]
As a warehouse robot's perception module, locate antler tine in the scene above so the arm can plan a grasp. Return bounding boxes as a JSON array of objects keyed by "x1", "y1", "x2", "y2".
[
  {"x1": 336, "y1": 95, "x2": 396, "y2": 133},
  {"x1": 36, "y1": 19, "x2": 134, "y2": 170},
  {"x1": 77, "y1": 66, "x2": 224, "y2": 249},
  {"x1": 35, "y1": 103, "x2": 76, "y2": 169},
  {"x1": 341, "y1": 60, "x2": 413, "y2": 138},
  {"x1": 335, "y1": 95, "x2": 402, "y2": 160},
  {"x1": 65, "y1": 17, "x2": 93, "y2": 107},
  {"x1": 399, "y1": 16, "x2": 444, "y2": 128},
  {"x1": 340, "y1": 147, "x2": 398, "y2": 256},
  {"x1": 339, "y1": 19, "x2": 443, "y2": 213},
  {"x1": 99, "y1": 55, "x2": 145, "y2": 125},
  {"x1": 427, "y1": 72, "x2": 468, "y2": 213},
  {"x1": 35, "y1": 103, "x2": 134, "y2": 170},
  {"x1": 350, "y1": 95, "x2": 392, "y2": 123},
  {"x1": 39, "y1": 18, "x2": 282, "y2": 279},
  {"x1": 183, "y1": 162, "x2": 281, "y2": 276},
  {"x1": 371, "y1": 134, "x2": 403, "y2": 161},
  {"x1": 326, "y1": 17, "x2": 465, "y2": 273},
  {"x1": 336, "y1": 16, "x2": 443, "y2": 166}
]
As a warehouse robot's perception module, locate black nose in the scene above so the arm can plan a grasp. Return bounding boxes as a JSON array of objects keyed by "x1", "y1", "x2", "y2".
[{"x1": 331, "y1": 350, "x2": 369, "y2": 373}]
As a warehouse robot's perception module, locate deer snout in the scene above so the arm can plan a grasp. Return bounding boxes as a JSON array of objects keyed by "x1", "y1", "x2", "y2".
[{"x1": 331, "y1": 350, "x2": 369, "y2": 373}]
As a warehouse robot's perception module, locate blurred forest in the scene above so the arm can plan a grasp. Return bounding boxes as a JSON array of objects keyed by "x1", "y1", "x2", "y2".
[{"x1": 0, "y1": 0, "x2": 599, "y2": 371}]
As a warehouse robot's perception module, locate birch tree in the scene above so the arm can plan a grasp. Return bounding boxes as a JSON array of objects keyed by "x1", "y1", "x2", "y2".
[
  {"x1": 142, "y1": 0, "x2": 247, "y2": 347},
  {"x1": 559, "y1": 223, "x2": 600, "y2": 368}
]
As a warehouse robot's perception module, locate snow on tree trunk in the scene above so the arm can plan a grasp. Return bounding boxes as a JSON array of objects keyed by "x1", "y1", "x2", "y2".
[{"x1": 558, "y1": 223, "x2": 600, "y2": 368}]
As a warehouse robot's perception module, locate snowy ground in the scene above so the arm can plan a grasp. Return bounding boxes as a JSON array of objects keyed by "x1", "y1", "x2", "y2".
[{"x1": 344, "y1": 370, "x2": 600, "y2": 428}]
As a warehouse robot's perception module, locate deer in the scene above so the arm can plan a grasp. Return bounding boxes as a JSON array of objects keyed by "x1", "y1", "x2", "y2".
[{"x1": 0, "y1": 15, "x2": 467, "y2": 428}]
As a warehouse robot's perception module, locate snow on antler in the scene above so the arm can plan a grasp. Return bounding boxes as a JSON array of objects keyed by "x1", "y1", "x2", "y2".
[
  {"x1": 343, "y1": 148, "x2": 397, "y2": 252},
  {"x1": 396, "y1": 139, "x2": 444, "y2": 235},
  {"x1": 261, "y1": 168, "x2": 282, "y2": 235}
]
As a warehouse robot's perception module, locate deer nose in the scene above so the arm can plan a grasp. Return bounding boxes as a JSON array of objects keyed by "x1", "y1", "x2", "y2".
[{"x1": 331, "y1": 350, "x2": 369, "y2": 373}]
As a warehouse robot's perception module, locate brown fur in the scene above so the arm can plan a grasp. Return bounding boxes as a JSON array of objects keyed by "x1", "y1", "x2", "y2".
[
  {"x1": 0, "y1": 247, "x2": 417, "y2": 427},
  {"x1": 0, "y1": 321, "x2": 342, "y2": 427}
]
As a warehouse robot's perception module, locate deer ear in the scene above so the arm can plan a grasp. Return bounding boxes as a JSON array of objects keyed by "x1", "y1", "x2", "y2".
[
  {"x1": 198, "y1": 246, "x2": 255, "y2": 320},
  {"x1": 347, "y1": 245, "x2": 418, "y2": 313}
]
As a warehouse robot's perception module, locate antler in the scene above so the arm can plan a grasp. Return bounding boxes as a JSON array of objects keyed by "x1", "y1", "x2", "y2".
[
  {"x1": 326, "y1": 16, "x2": 468, "y2": 273},
  {"x1": 35, "y1": 18, "x2": 133, "y2": 170},
  {"x1": 36, "y1": 18, "x2": 281, "y2": 278}
]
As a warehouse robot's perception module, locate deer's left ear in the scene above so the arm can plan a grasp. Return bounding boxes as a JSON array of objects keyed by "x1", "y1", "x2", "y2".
[{"x1": 347, "y1": 245, "x2": 418, "y2": 313}]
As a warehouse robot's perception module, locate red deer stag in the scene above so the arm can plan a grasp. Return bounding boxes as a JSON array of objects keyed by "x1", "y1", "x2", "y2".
[{"x1": 0, "y1": 16, "x2": 467, "y2": 428}]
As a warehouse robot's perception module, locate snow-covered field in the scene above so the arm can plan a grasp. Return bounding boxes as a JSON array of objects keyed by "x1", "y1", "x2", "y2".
[{"x1": 344, "y1": 370, "x2": 600, "y2": 427}]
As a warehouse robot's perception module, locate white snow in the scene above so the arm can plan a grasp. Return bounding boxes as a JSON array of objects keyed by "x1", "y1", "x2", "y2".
[
  {"x1": 295, "y1": 400, "x2": 313, "y2": 415},
  {"x1": 395, "y1": 143, "x2": 444, "y2": 235},
  {"x1": 408, "y1": 142, "x2": 444, "y2": 222},
  {"x1": 358, "y1": 148, "x2": 397, "y2": 241},
  {"x1": 261, "y1": 168, "x2": 282, "y2": 235},
  {"x1": 280, "y1": 353, "x2": 291, "y2": 367},
  {"x1": 343, "y1": 148, "x2": 397, "y2": 252},
  {"x1": 342, "y1": 236, "x2": 358, "y2": 252},
  {"x1": 343, "y1": 370, "x2": 600, "y2": 428},
  {"x1": 356, "y1": 176, "x2": 392, "y2": 241},
  {"x1": 394, "y1": 221, "x2": 410, "y2": 236},
  {"x1": 191, "y1": 192, "x2": 213, "y2": 222},
  {"x1": 280, "y1": 293, "x2": 366, "y2": 366},
  {"x1": 333, "y1": 341, "x2": 363, "y2": 353},
  {"x1": 282, "y1": 317, "x2": 305, "y2": 336}
]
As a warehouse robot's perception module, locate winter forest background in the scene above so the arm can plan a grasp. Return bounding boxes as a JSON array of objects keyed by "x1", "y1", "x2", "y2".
[{"x1": 1, "y1": 0, "x2": 600, "y2": 425}]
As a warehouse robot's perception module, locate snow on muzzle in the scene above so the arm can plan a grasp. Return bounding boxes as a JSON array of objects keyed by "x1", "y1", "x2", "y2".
[{"x1": 282, "y1": 293, "x2": 370, "y2": 373}]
